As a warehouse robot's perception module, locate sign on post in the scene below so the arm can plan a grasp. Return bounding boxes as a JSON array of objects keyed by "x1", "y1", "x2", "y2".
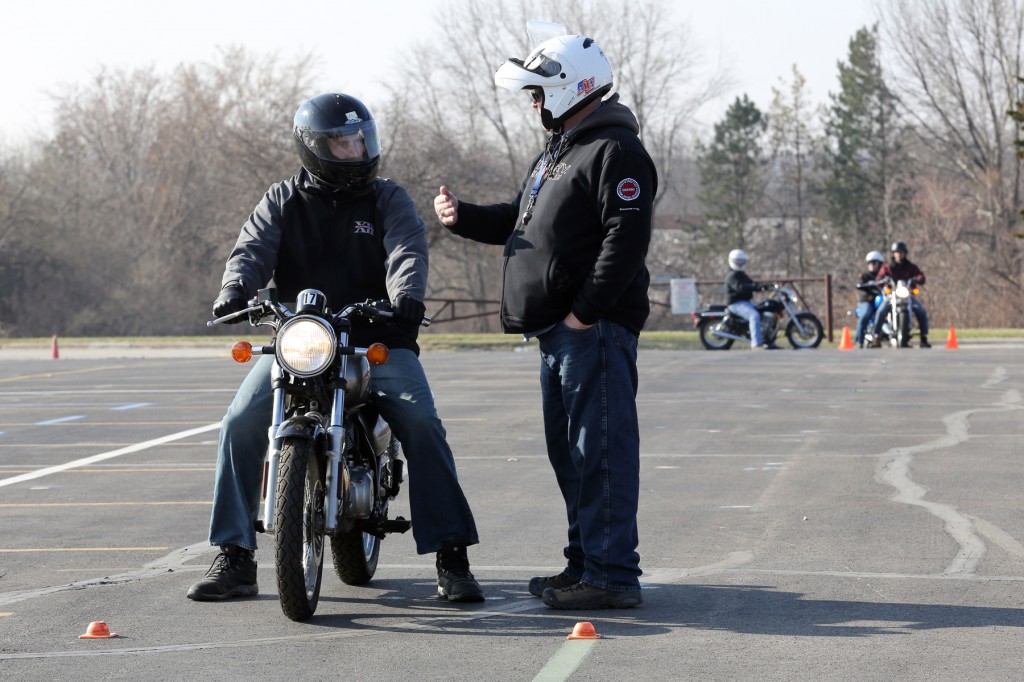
[{"x1": 669, "y1": 277, "x2": 698, "y2": 315}]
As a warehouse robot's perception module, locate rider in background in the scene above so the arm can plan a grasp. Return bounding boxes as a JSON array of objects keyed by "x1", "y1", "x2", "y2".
[
  {"x1": 725, "y1": 249, "x2": 771, "y2": 350},
  {"x1": 870, "y1": 240, "x2": 930, "y2": 348},
  {"x1": 855, "y1": 250, "x2": 884, "y2": 348}
]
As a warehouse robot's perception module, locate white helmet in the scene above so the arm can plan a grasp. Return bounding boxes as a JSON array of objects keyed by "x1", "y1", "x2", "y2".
[
  {"x1": 728, "y1": 249, "x2": 748, "y2": 271},
  {"x1": 865, "y1": 250, "x2": 884, "y2": 264},
  {"x1": 494, "y1": 34, "x2": 614, "y2": 130}
]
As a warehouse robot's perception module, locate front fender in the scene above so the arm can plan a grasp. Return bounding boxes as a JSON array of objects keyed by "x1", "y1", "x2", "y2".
[{"x1": 275, "y1": 415, "x2": 325, "y2": 442}]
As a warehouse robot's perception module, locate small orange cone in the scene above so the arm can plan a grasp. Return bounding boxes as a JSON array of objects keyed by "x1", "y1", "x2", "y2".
[
  {"x1": 79, "y1": 621, "x2": 117, "y2": 639},
  {"x1": 567, "y1": 621, "x2": 601, "y2": 640},
  {"x1": 946, "y1": 327, "x2": 959, "y2": 349},
  {"x1": 838, "y1": 326, "x2": 854, "y2": 351},
  {"x1": 51, "y1": 334, "x2": 60, "y2": 360}
]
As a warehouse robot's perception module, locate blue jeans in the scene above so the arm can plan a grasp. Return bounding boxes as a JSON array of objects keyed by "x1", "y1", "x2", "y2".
[
  {"x1": 854, "y1": 301, "x2": 876, "y2": 345},
  {"x1": 727, "y1": 301, "x2": 761, "y2": 347},
  {"x1": 536, "y1": 321, "x2": 642, "y2": 592},
  {"x1": 208, "y1": 350, "x2": 478, "y2": 554}
]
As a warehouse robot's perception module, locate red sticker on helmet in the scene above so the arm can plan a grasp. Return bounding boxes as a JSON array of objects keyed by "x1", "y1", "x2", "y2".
[{"x1": 616, "y1": 178, "x2": 640, "y2": 201}]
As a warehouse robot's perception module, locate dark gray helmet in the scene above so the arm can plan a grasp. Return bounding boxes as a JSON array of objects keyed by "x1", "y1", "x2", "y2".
[
  {"x1": 293, "y1": 93, "x2": 381, "y2": 193},
  {"x1": 891, "y1": 240, "x2": 908, "y2": 255}
]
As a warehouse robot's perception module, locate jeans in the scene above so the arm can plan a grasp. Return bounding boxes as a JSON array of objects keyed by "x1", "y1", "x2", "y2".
[
  {"x1": 872, "y1": 297, "x2": 929, "y2": 337},
  {"x1": 854, "y1": 301, "x2": 876, "y2": 345},
  {"x1": 727, "y1": 301, "x2": 761, "y2": 347},
  {"x1": 536, "y1": 320, "x2": 642, "y2": 592},
  {"x1": 208, "y1": 350, "x2": 478, "y2": 554}
]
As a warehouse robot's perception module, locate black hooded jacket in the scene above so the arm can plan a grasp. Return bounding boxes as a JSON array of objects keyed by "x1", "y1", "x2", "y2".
[{"x1": 446, "y1": 95, "x2": 657, "y2": 335}]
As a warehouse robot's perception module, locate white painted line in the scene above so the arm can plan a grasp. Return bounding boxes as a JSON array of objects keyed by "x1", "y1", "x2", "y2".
[
  {"x1": 111, "y1": 403, "x2": 154, "y2": 411},
  {"x1": 34, "y1": 415, "x2": 85, "y2": 425},
  {"x1": 533, "y1": 640, "x2": 598, "y2": 682},
  {"x1": 0, "y1": 422, "x2": 221, "y2": 488}
]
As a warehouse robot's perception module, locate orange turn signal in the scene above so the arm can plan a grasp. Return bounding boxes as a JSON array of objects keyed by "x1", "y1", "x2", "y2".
[
  {"x1": 366, "y1": 342, "x2": 389, "y2": 366},
  {"x1": 231, "y1": 341, "x2": 253, "y2": 363}
]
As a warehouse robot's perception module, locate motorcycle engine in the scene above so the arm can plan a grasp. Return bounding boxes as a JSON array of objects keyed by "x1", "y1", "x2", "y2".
[{"x1": 345, "y1": 464, "x2": 375, "y2": 518}]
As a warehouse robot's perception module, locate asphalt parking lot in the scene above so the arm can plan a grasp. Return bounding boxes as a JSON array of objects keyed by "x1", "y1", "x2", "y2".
[{"x1": 0, "y1": 342, "x2": 1022, "y2": 681}]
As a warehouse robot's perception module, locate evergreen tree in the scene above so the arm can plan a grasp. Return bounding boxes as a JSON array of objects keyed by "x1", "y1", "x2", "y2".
[
  {"x1": 696, "y1": 95, "x2": 767, "y2": 250},
  {"x1": 821, "y1": 25, "x2": 910, "y2": 252}
]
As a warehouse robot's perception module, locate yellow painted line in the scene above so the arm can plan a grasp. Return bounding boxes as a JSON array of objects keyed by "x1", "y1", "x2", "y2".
[
  {"x1": 0, "y1": 443, "x2": 205, "y2": 448},
  {"x1": 0, "y1": 547, "x2": 171, "y2": 553},
  {"x1": 0, "y1": 365, "x2": 130, "y2": 384},
  {"x1": 0, "y1": 613, "x2": 13, "y2": 617},
  {"x1": 0, "y1": 421, "x2": 213, "y2": 427},
  {"x1": 0, "y1": 468, "x2": 214, "y2": 474},
  {"x1": 0, "y1": 501, "x2": 210, "y2": 508}
]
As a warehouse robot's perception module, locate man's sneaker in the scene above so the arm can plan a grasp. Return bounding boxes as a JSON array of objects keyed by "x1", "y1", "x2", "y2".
[
  {"x1": 528, "y1": 570, "x2": 578, "y2": 597},
  {"x1": 436, "y1": 544, "x2": 484, "y2": 602},
  {"x1": 186, "y1": 545, "x2": 258, "y2": 601},
  {"x1": 541, "y1": 582, "x2": 643, "y2": 610}
]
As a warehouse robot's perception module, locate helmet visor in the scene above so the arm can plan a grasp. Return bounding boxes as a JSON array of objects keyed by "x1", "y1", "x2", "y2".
[{"x1": 297, "y1": 120, "x2": 381, "y2": 163}]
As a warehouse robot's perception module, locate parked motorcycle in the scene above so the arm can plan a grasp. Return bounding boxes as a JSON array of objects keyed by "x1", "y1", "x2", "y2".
[
  {"x1": 692, "y1": 283, "x2": 824, "y2": 350},
  {"x1": 861, "y1": 276, "x2": 922, "y2": 348},
  {"x1": 209, "y1": 287, "x2": 424, "y2": 621}
]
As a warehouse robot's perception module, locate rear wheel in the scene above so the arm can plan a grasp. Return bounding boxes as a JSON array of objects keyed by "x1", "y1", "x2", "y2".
[
  {"x1": 698, "y1": 320, "x2": 734, "y2": 350},
  {"x1": 331, "y1": 525, "x2": 381, "y2": 585},
  {"x1": 785, "y1": 313, "x2": 824, "y2": 349},
  {"x1": 274, "y1": 438, "x2": 325, "y2": 621}
]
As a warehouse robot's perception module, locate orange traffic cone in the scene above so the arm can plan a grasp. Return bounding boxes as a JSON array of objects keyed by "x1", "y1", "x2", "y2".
[
  {"x1": 946, "y1": 327, "x2": 959, "y2": 349},
  {"x1": 51, "y1": 334, "x2": 59, "y2": 360},
  {"x1": 79, "y1": 621, "x2": 117, "y2": 639},
  {"x1": 567, "y1": 621, "x2": 601, "y2": 640},
  {"x1": 838, "y1": 326, "x2": 854, "y2": 351}
]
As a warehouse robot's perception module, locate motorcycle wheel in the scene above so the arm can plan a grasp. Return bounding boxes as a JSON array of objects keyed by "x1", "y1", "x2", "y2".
[
  {"x1": 331, "y1": 513, "x2": 382, "y2": 585},
  {"x1": 274, "y1": 438, "x2": 325, "y2": 622},
  {"x1": 785, "y1": 313, "x2": 824, "y2": 349},
  {"x1": 698, "y1": 320, "x2": 734, "y2": 350},
  {"x1": 897, "y1": 310, "x2": 911, "y2": 348}
]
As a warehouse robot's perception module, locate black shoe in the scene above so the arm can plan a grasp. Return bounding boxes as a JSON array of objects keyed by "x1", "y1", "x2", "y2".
[
  {"x1": 436, "y1": 544, "x2": 484, "y2": 602},
  {"x1": 920, "y1": 336, "x2": 931, "y2": 348},
  {"x1": 541, "y1": 582, "x2": 643, "y2": 610},
  {"x1": 528, "y1": 570, "x2": 578, "y2": 597},
  {"x1": 186, "y1": 545, "x2": 258, "y2": 601}
]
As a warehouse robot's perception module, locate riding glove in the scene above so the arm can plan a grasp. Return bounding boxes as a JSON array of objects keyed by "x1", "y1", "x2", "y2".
[
  {"x1": 392, "y1": 294, "x2": 426, "y2": 325},
  {"x1": 212, "y1": 284, "x2": 248, "y2": 323}
]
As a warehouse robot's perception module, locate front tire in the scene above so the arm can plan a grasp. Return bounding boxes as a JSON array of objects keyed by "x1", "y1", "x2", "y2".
[
  {"x1": 896, "y1": 309, "x2": 911, "y2": 348},
  {"x1": 274, "y1": 438, "x2": 325, "y2": 621},
  {"x1": 785, "y1": 313, "x2": 824, "y2": 349},
  {"x1": 698, "y1": 320, "x2": 735, "y2": 350}
]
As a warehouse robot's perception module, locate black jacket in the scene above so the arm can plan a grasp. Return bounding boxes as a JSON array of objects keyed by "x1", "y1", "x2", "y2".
[
  {"x1": 219, "y1": 171, "x2": 428, "y2": 352},
  {"x1": 857, "y1": 270, "x2": 881, "y2": 303},
  {"x1": 447, "y1": 95, "x2": 657, "y2": 335},
  {"x1": 725, "y1": 270, "x2": 758, "y2": 304}
]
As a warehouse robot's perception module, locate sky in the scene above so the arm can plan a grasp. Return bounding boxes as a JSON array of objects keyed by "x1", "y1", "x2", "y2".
[{"x1": 0, "y1": 0, "x2": 878, "y2": 143}]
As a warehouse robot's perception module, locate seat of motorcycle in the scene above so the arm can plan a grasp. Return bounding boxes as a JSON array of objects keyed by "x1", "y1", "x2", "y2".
[{"x1": 707, "y1": 304, "x2": 727, "y2": 312}]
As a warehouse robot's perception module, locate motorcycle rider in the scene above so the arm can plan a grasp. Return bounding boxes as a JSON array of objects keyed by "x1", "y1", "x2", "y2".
[
  {"x1": 188, "y1": 93, "x2": 484, "y2": 604},
  {"x1": 869, "y1": 240, "x2": 930, "y2": 348},
  {"x1": 854, "y1": 250, "x2": 884, "y2": 347},
  {"x1": 725, "y1": 249, "x2": 772, "y2": 349}
]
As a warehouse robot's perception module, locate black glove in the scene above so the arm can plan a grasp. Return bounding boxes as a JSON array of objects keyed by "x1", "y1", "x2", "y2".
[
  {"x1": 392, "y1": 294, "x2": 426, "y2": 326},
  {"x1": 212, "y1": 284, "x2": 248, "y2": 323}
]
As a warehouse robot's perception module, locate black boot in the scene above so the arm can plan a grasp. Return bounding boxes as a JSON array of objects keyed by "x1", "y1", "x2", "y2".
[
  {"x1": 186, "y1": 545, "x2": 258, "y2": 601},
  {"x1": 919, "y1": 336, "x2": 931, "y2": 348},
  {"x1": 436, "y1": 544, "x2": 484, "y2": 602}
]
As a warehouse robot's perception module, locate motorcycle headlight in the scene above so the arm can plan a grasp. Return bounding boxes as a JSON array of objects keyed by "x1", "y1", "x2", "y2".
[
  {"x1": 895, "y1": 284, "x2": 911, "y2": 299},
  {"x1": 276, "y1": 316, "x2": 336, "y2": 377}
]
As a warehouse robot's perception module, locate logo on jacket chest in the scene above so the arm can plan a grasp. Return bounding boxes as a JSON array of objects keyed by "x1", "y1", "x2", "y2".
[
  {"x1": 353, "y1": 220, "x2": 375, "y2": 236},
  {"x1": 533, "y1": 162, "x2": 571, "y2": 181}
]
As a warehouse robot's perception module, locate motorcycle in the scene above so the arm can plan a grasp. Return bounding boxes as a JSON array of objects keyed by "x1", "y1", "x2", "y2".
[
  {"x1": 692, "y1": 283, "x2": 824, "y2": 350},
  {"x1": 862, "y1": 276, "x2": 922, "y2": 348},
  {"x1": 209, "y1": 287, "x2": 425, "y2": 621}
]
